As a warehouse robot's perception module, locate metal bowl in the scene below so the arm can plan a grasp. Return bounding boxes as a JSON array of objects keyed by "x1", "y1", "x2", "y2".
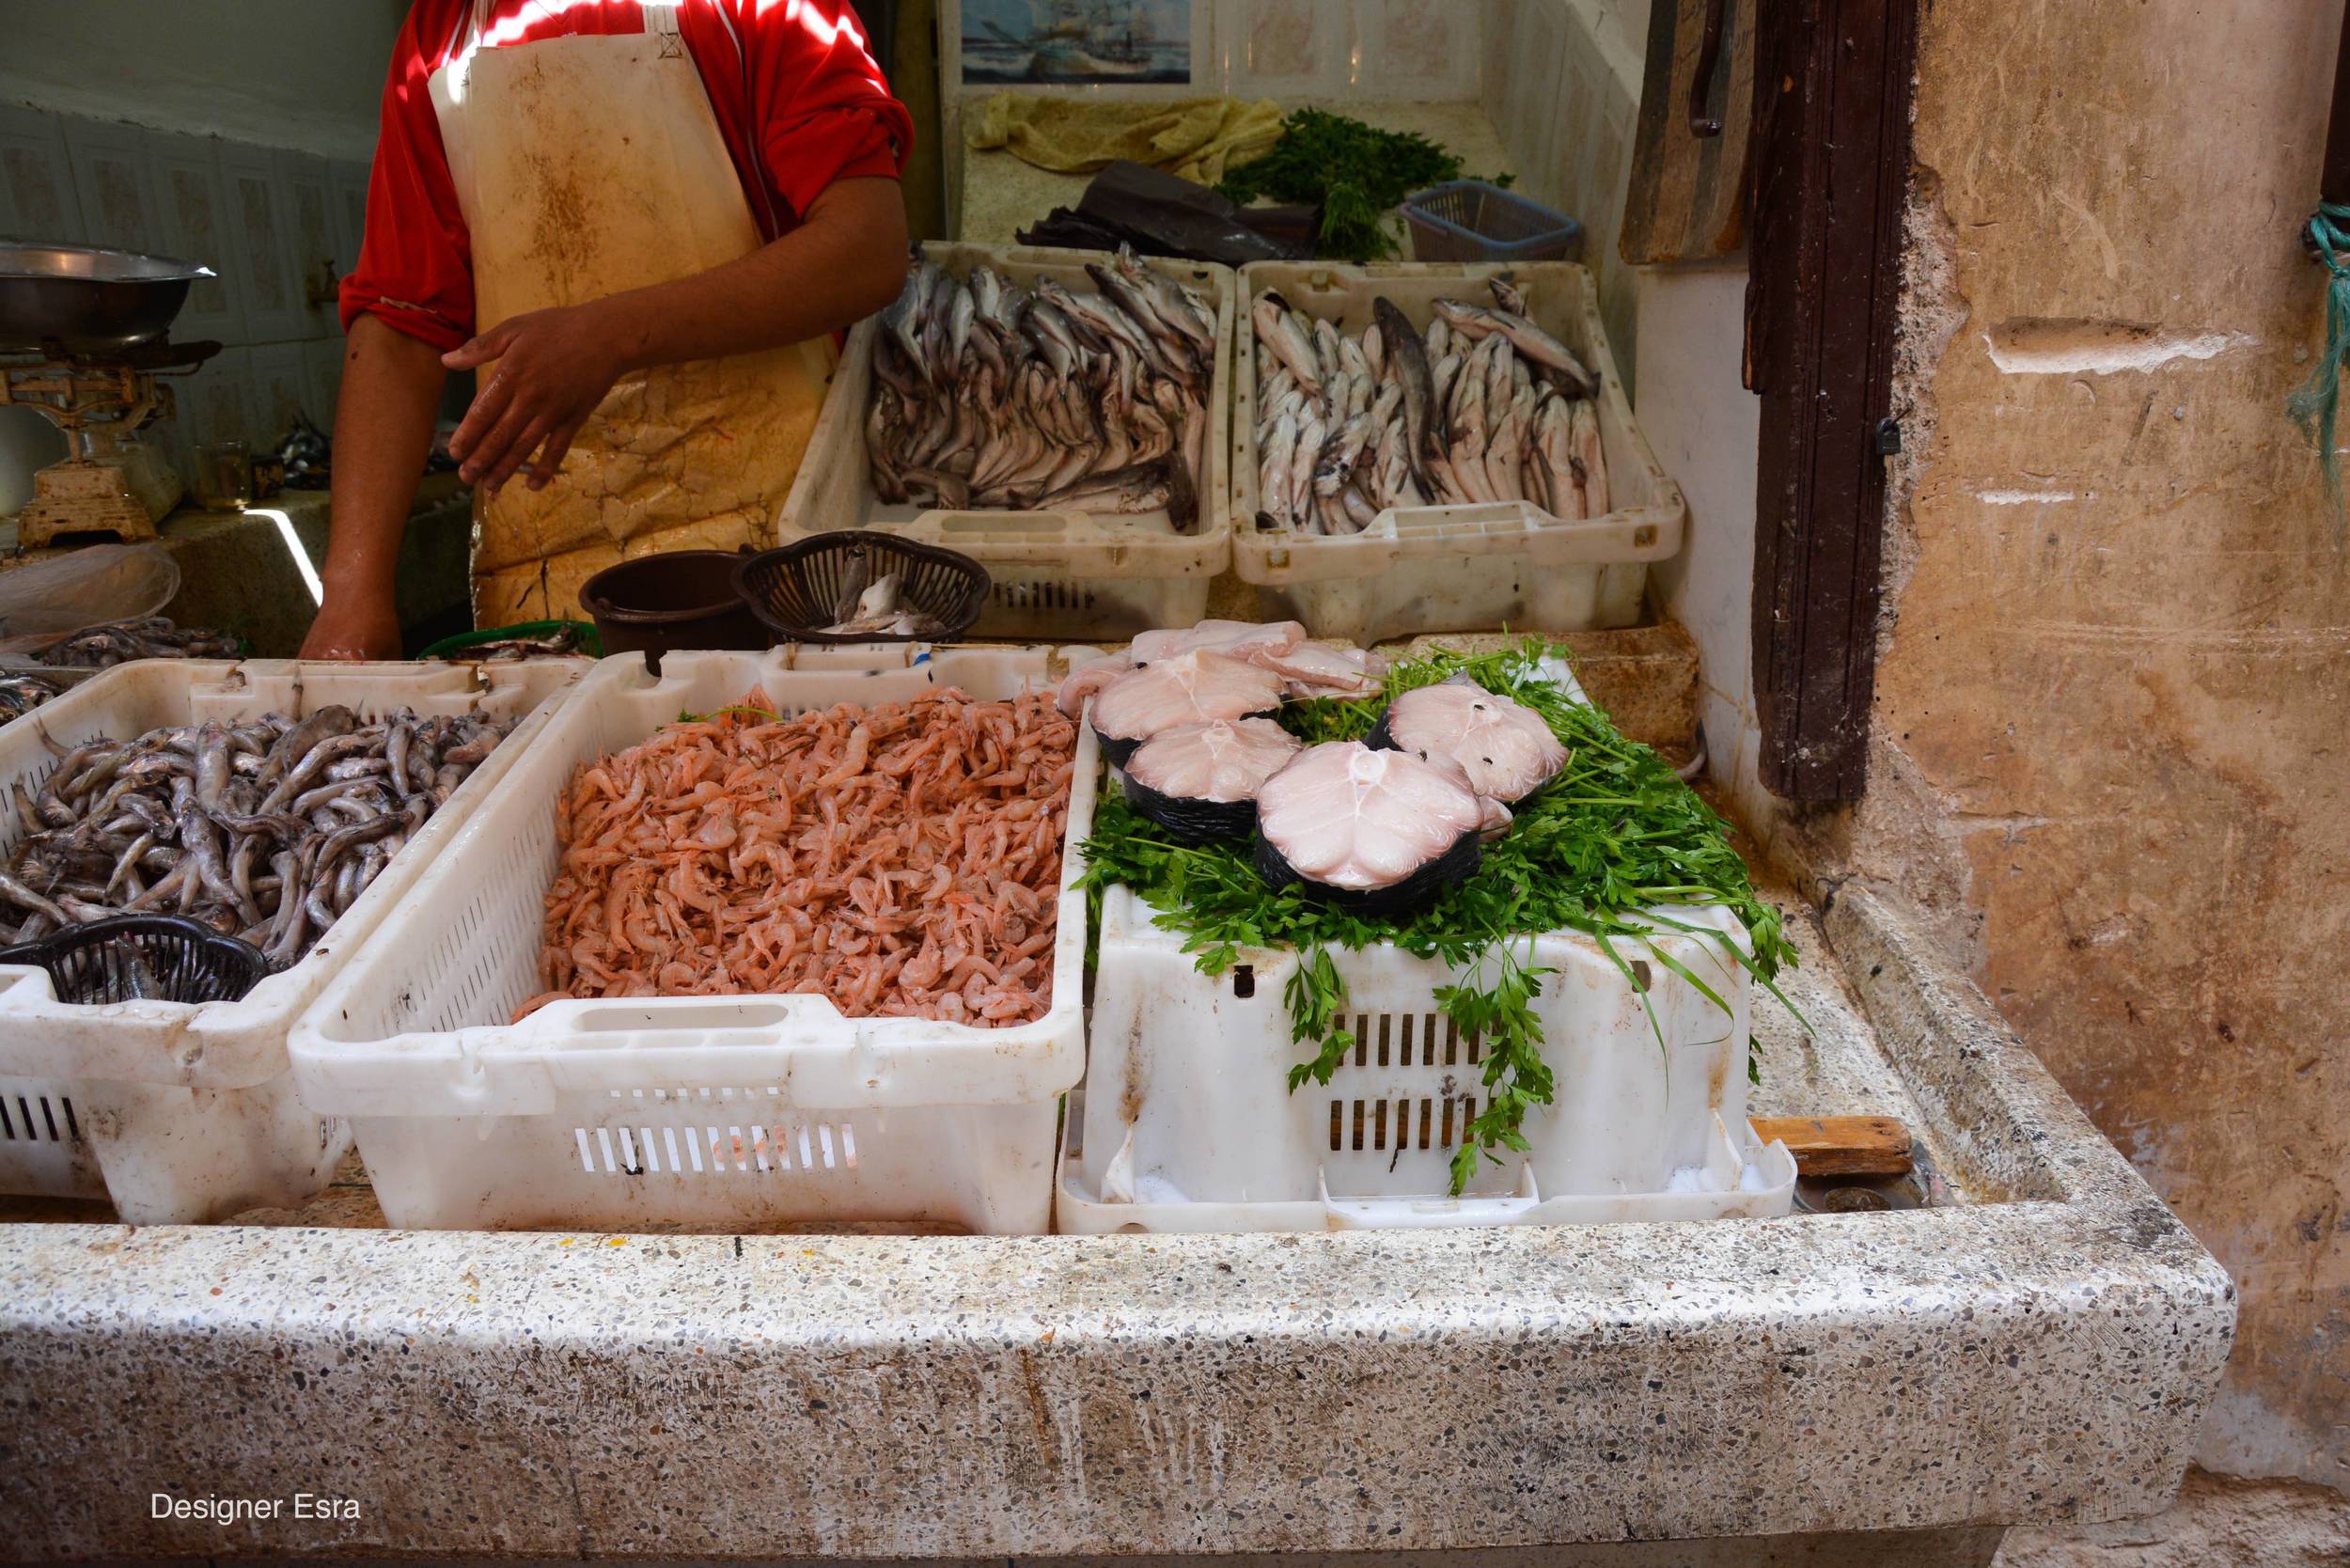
[{"x1": 0, "y1": 243, "x2": 215, "y2": 353}]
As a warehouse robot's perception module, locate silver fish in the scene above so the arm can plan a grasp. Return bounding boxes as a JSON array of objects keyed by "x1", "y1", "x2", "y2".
[
  {"x1": 1568, "y1": 399, "x2": 1609, "y2": 516},
  {"x1": 1251, "y1": 291, "x2": 1322, "y2": 394},
  {"x1": 1431, "y1": 298, "x2": 1596, "y2": 399},
  {"x1": 1261, "y1": 410, "x2": 1300, "y2": 527},
  {"x1": 880, "y1": 267, "x2": 925, "y2": 378}
]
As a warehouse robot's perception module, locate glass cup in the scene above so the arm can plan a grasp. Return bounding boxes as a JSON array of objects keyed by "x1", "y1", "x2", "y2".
[{"x1": 193, "y1": 440, "x2": 252, "y2": 511}]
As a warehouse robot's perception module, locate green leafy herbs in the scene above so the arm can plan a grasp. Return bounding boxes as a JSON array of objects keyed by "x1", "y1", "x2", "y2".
[
  {"x1": 1077, "y1": 639, "x2": 1804, "y2": 1196},
  {"x1": 1214, "y1": 109, "x2": 1515, "y2": 263}
]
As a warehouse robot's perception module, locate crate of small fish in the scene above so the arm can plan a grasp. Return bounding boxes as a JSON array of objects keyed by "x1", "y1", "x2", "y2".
[
  {"x1": 0, "y1": 666, "x2": 97, "y2": 729},
  {"x1": 0, "y1": 657, "x2": 579, "y2": 1222},
  {"x1": 289, "y1": 646, "x2": 1096, "y2": 1235},
  {"x1": 779, "y1": 242, "x2": 1233, "y2": 641},
  {"x1": 1055, "y1": 624, "x2": 1795, "y2": 1233},
  {"x1": 1232, "y1": 261, "x2": 1686, "y2": 644}
]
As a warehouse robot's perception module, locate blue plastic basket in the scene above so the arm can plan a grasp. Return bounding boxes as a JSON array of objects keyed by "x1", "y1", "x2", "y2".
[{"x1": 1401, "y1": 180, "x2": 1584, "y2": 264}]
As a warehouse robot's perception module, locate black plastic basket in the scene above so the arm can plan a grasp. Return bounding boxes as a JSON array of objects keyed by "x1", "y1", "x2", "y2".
[
  {"x1": 734, "y1": 533, "x2": 990, "y2": 646},
  {"x1": 0, "y1": 915, "x2": 274, "y2": 1005}
]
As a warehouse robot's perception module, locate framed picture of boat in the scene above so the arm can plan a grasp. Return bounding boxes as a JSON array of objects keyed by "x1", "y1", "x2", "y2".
[{"x1": 961, "y1": 0, "x2": 1198, "y2": 86}]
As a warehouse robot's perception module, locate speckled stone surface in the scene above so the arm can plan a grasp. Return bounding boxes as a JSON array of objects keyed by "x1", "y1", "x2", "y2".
[{"x1": 0, "y1": 883, "x2": 2231, "y2": 1560}]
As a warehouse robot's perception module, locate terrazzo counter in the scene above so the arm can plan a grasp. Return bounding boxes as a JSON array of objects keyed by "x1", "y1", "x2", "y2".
[{"x1": 0, "y1": 885, "x2": 2231, "y2": 1560}]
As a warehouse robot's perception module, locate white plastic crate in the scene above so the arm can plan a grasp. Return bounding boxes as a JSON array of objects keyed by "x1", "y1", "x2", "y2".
[
  {"x1": 1059, "y1": 885, "x2": 1795, "y2": 1234},
  {"x1": 288, "y1": 646, "x2": 1097, "y2": 1235},
  {"x1": 1230, "y1": 260, "x2": 1686, "y2": 644},
  {"x1": 0, "y1": 658, "x2": 581, "y2": 1222},
  {"x1": 778, "y1": 242, "x2": 1234, "y2": 641}
]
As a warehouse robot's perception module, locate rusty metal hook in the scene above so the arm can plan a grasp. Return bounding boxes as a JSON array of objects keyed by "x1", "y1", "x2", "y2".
[{"x1": 1689, "y1": 0, "x2": 1730, "y2": 138}]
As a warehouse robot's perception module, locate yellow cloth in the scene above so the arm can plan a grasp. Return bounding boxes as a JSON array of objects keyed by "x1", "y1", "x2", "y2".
[{"x1": 964, "y1": 92, "x2": 1284, "y2": 186}]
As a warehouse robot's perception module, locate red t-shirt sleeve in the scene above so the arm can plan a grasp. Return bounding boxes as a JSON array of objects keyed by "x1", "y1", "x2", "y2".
[
  {"x1": 734, "y1": 0, "x2": 914, "y2": 223},
  {"x1": 338, "y1": 0, "x2": 913, "y2": 347},
  {"x1": 338, "y1": 0, "x2": 475, "y2": 351}
]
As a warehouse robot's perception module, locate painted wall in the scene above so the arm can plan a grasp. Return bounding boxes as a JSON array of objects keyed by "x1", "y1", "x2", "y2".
[
  {"x1": 1630, "y1": 262, "x2": 1759, "y2": 806},
  {"x1": 1480, "y1": 0, "x2": 1645, "y2": 385},
  {"x1": 1766, "y1": 0, "x2": 2350, "y2": 1500},
  {"x1": 0, "y1": 1, "x2": 403, "y2": 509},
  {"x1": 0, "y1": 0, "x2": 408, "y2": 163}
]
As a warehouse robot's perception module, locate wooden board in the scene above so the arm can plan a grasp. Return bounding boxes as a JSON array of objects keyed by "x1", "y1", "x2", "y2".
[
  {"x1": 1619, "y1": 0, "x2": 1757, "y2": 265},
  {"x1": 1746, "y1": 0, "x2": 1919, "y2": 801},
  {"x1": 1750, "y1": 1115, "x2": 1915, "y2": 1177}
]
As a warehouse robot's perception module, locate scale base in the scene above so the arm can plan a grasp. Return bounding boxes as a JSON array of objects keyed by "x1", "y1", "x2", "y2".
[{"x1": 17, "y1": 448, "x2": 180, "y2": 547}]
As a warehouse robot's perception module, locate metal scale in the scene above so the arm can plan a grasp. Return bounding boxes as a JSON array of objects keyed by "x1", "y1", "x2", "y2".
[{"x1": 0, "y1": 243, "x2": 219, "y2": 546}]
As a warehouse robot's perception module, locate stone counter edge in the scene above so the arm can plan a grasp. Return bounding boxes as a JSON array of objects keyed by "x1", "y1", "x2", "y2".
[{"x1": 0, "y1": 889, "x2": 2233, "y2": 1560}]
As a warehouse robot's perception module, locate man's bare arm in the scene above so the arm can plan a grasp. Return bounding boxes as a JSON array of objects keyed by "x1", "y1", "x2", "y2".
[
  {"x1": 445, "y1": 177, "x2": 910, "y2": 493},
  {"x1": 298, "y1": 315, "x2": 448, "y2": 659}
]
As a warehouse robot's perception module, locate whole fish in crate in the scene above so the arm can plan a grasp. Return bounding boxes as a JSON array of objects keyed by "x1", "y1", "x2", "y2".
[
  {"x1": 0, "y1": 706, "x2": 512, "y2": 966},
  {"x1": 1249, "y1": 274, "x2": 1610, "y2": 535},
  {"x1": 866, "y1": 247, "x2": 1217, "y2": 533},
  {"x1": 39, "y1": 618, "x2": 240, "y2": 668}
]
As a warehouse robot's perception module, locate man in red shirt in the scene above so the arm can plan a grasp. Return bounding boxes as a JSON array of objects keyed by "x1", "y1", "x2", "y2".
[{"x1": 304, "y1": 0, "x2": 915, "y2": 656}]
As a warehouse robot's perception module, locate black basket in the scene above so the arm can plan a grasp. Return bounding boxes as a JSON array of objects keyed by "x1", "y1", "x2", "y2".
[
  {"x1": 734, "y1": 533, "x2": 990, "y2": 646},
  {"x1": 0, "y1": 915, "x2": 274, "y2": 1005}
]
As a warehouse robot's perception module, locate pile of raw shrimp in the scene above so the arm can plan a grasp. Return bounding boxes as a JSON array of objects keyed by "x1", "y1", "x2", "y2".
[{"x1": 523, "y1": 687, "x2": 1074, "y2": 1027}]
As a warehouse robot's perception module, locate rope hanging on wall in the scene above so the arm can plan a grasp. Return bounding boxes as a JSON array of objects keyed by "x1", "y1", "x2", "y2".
[{"x1": 2287, "y1": 202, "x2": 2350, "y2": 538}]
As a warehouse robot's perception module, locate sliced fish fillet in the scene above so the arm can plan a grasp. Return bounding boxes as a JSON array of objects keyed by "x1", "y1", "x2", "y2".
[
  {"x1": 1091, "y1": 651, "x2": 1287, "y2": 748},
  {"x1": 1247, "y1": 639, "x2": 1386, "y2": 698},
  {"x1": 1256, "y1": 742, "x2": 1483, "y2": 891},
  {"x1": 1130, "y1": 619, "x2": 1306, "y2": 665},
  {"x1": 1127, "y1": 717, "x2": 1301, "y2": 804},
  {"x1": 1377, "y1": 676, "x2": 1569, "y2": 802}
]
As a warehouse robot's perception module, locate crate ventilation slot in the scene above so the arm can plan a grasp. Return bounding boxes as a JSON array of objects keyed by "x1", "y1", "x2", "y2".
[
  {"x1": 574, "y1": 1088, "x2": 857, "y2": 1176},
  {"x1": 993, "y1": 580, "x2": 1097, "y2": 612},
  {"x1": 1335, "y1": 1011, "x2": 1482, "y2": 1070},
  {"x1": 0, "y1": 1092, "x2": 80, "y2": 1145},
  {"x1": 1330, "y1": 1095, "x2": 1477, "y2": 1153}
]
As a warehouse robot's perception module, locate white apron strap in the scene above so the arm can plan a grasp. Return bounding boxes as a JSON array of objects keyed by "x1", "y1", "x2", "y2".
[{"x1": 646, "y1": 1, "x2": 683, "y2": 51}]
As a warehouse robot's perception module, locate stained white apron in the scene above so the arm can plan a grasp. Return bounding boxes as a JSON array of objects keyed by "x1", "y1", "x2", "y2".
[{"x1": 429, "y1": 0, "x2": 835, "y2": 626}]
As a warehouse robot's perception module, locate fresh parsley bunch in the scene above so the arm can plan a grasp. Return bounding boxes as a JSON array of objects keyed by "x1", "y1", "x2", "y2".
[{"x1": 1214, "y1": 108, "x2": 1515, "y2": 263}]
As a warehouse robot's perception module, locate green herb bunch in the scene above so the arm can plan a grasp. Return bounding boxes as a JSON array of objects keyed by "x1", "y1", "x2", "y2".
[
  {"x1": 1214, "y1": 108, "x2": 1514, "y2": 263},
  {"x1": 1078, "y1": 640, "x2": 1802, "y2": 1195}
]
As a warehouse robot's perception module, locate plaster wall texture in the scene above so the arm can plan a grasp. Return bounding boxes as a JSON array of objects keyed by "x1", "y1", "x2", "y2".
[
  {"x1": 1758, "y1": 0, "x2": 2350, "y2": 1504},
  {"x1": 1996, "y1": 1466, "x2": 2350, "y2": 1568}
]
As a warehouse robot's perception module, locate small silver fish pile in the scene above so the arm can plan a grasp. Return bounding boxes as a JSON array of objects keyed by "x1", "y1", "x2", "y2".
[
  {"x1": 0, "y1": 705, "x2": 510, "y2": 967},
  {"x1": 0, "y1": 671, "x2": 79, "y2": 725},
  {"x1": 39, "y1": 617, "x2": 241, "y2": 668},
  {"x1": 465, "y1": 625, "x2": 587, "y2": 661},
  {"x1": 867, "y1": 246, "x2": 1217, "y2": 531},
  {"x1": 821, "y1": 565, "x2": 947, "y2": 638},
  {"x1": 1250, "y1": 274, "x2": 1610, "y2": 535}
]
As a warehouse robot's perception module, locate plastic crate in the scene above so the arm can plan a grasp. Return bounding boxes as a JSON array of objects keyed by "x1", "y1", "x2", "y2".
[
  {"x1": 1402, "y1": 180, "x2": 1585, "y2": 264},
  {"x1": 1231, "y1": 260, "x2": 1685, "y2": 644},
  {"x1": 778, "y1": 243, "x2": 1234, "y2": 641},
  {"x1": 287, "y1": 646, "x2": 1097, "y2": 1236},
  {"x1": 1058, "y1": 884, "x2": 1795, "y2": 1235},
  {"x1": 0, "y1": 658, "x2": 581, "y2": 1222}
]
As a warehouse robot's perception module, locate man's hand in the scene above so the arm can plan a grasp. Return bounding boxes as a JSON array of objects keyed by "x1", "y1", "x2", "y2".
[
  {"x1": 299, "y1": 587, "x2": 405, "y2": 661},
  {"x1": 436, "y1": 177, "x2": 908, "y2": 499},
  {"x1": 443, "y1": 302, "x2": 626, "y2": 494}
]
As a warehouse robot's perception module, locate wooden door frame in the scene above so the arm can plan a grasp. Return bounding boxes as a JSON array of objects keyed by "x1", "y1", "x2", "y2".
[{"x1": 1744, "y1": 0, "x2": 1920, "y2": 802}]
